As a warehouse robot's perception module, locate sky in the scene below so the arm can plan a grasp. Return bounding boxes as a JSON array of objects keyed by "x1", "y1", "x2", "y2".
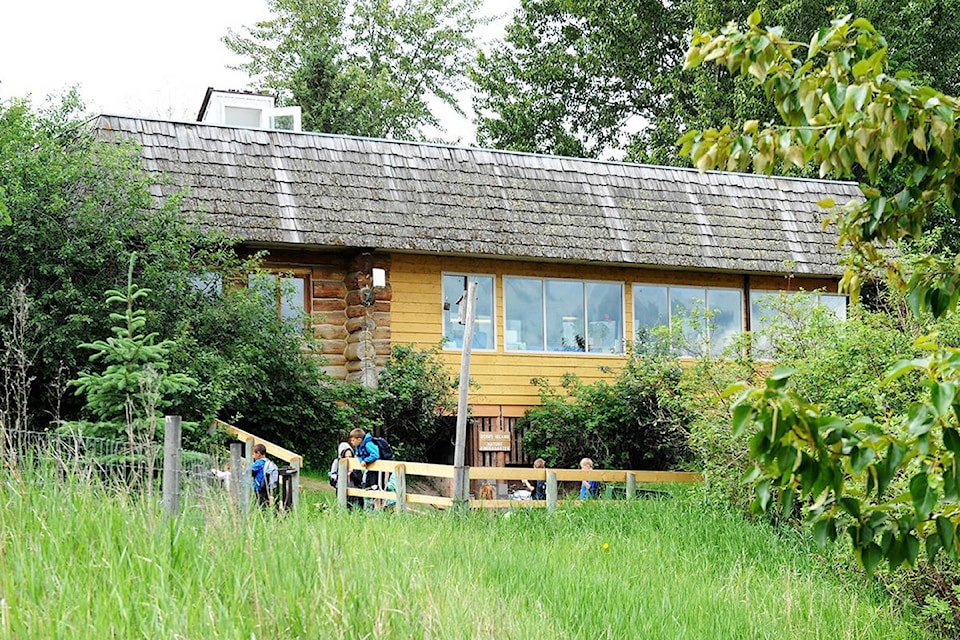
[{"x1": 0, "y1": 0, "x2": 516, "y2": 141}]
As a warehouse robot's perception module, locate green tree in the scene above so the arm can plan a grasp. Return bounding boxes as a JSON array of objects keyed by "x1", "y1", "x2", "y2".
[
  {"x1": 0, "y1": 93, "x2": 351, "y2": 465},
  {"x1": 471, "y1": 0, "x2": 687, "y2": 159},
  {"x1": 473, "y1": 0, "x2": 960, "y2": 167},
  {"x1": 69, "y1": 255, "x2": 196, "y2": 440},
  {"x1": 682, "y1": 10, "x2": 960, "y2": 572},
  {"x1": 519, "y1": 346, "x2": 694, "y2": 471},
  {"x1": 224, "y1": 0, "x2": 486, "y2": 139}
]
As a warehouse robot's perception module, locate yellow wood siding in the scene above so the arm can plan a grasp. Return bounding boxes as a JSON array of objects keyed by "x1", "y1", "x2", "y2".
[{"x1": 389, "y1": 253, "x2": 840, "y2": 408}]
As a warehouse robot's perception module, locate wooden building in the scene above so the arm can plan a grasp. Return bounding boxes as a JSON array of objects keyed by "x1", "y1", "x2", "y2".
[{"x1": 95, "y1": 112, "x2": 860, "y2": 465}]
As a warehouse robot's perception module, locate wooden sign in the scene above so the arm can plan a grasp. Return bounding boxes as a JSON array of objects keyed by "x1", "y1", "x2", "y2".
[{"x1": 478, "y1": 431, "x2": 511, "y2": 452}]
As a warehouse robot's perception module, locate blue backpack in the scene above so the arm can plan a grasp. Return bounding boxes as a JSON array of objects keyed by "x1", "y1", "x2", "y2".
[{"x1": 370, "y1": 436, "x2": 394, "y2": 460}]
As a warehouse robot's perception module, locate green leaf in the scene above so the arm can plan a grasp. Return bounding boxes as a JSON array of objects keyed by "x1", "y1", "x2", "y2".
[
  {"x1": 859, "y1": 542, "x2": 884, "y2": 576},
  {"x1": 932, "y1": 382, "x2": 957, "y2": 417},
  {"x1": 903, "y1": 533, "x2": 920, "y2": 567},
  {"x1": 884, "y1": 358, "x2": 927, "y2": 382},
  {"x1": 747, "y1": 8, "x2": 762, "y2": 27},
  {"x1": 839, "y1": 496, "x2": 862, "y2": 519},
  {"x1": 767, "y1": 366, "x2": 796, "y2": 389},
  {"x1": 909, "y1": 472, "x2": 936, "y2": 518},
  {"x1": 937, "y1": 516, "x2": 956, "y2": 559},
  {"x1": 850, "y1": 445, "x2": 875, "y2": 474},
  {"x1": 732, "y1": 402, "x2": 753, "y2": 437},
  {"x1": 945, "y1": 429, "x2": 960, "y2": 455},
  {"x1": 812, "y1": 516, "x2": 837, "y2": 547},
  {"x1": 926, "y1": 531, "x2": 942, "y2": 563}
]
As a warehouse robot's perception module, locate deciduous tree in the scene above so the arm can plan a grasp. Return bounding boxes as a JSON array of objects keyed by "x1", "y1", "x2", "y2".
[
  {"x1": 224, "y1": 0, "x2": 486, "y2": 140},
  {"x1": 682, "y1": 10, "x2": 960, "y2": 573}
]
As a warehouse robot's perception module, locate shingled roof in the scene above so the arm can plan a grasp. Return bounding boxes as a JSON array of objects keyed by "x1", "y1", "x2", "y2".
[{"x1": 95, "y1": 114, "x2": 861, "y2": 276}]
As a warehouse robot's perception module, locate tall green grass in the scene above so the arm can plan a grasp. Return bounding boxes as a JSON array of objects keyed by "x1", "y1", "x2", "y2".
[{"x1": 0, "y1": 474, "x2": 930, "y2": 639}]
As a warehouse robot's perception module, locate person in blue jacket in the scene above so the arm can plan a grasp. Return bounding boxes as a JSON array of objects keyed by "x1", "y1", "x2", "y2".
[
  {"x1": 251, "y1": 443, "x2": 278, "y2": 507},
  {"x1": 579, "y1": 457, "x2": 600, "y2": 499},
  {"x1": 349, "y1": 428, "x2": 385, "y2": 507}
]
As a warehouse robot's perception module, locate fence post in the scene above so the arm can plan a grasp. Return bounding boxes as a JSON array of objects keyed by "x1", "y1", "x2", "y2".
[
  {"x1": 626, "y1": 473, "x2": 636, "y2": 500},
  {"x1": 240, "y1": 440, "x2": 252, "y2": 516},
  {"x1": 395, "y1": 464, "x2": 407, "y2": 514},
  {"x1": 229, "y1": 442, "x2": 242, "y2": 512},
  {"x1": 290, "y1": 459, "x2": 300, "y2": 510},
  {"x1": 337, "y1": 458, "x2": 348, "y2": 509},
  {"x1": 162, "y1": 416, "x2": 182, "y2": 518},
  {"x1": 546, "y1": 470, "x2": 558, "y2": 514}
]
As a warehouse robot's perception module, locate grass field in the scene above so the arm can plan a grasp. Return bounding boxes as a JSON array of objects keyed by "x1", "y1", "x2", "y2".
[{"x1": 0, "y1": 475, "x2": 931, "y2": 639}]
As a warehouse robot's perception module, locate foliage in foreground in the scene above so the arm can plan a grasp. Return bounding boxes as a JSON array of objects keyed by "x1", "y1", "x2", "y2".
[
  {"x1": 0, "y1": 474, "x2": 931, "y2": 639},
  {"x1": 682, "y1": 10, "x2": 960, "y2": 576}
]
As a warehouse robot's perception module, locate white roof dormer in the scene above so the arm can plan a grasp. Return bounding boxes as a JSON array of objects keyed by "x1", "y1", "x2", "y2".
[{"x1": 197, "y1": 88, "x2": 302, "y2": 132}]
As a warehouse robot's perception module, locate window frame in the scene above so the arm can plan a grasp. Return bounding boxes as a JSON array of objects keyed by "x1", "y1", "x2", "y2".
[
  {"x1": 441, "y1": 272, "x2": 497, "y2": 352},
  {"x1": 631, "y1": 283, "x2": 744, "y2": 356},
  {"x1": 248, "y1": 270, "x2": 311, "y2": 333},
  {"x1": 503, "y1": 275, "x2": 625, "y2": 355}
]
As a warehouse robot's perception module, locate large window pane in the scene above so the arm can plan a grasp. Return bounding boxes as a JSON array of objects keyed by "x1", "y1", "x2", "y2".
[
  {"x1": 546, "y1": 280, "x2": 584, "y2": 351},
  {"x1": 670, "y1": 286, "x2": 707, "y2": 355},
  {"x1": 633, "y1": 284, "x2": 669, "y2": 342},
  {"x1": 504, "y1": 277, "x2": 544, "y2": 351},
  {"x1": 706, "y1": 288, "x2": 742, "y2": 355},
  {"x1": 442, "y1": 274, "x2": 494, "y2": 350},
  {"x1": 248, "y1": 272, "x2": 308, "y2": 334},
  {"x1": 586, "y1": 282, "x2": 623, "y2": 353},
  {"x1": 820, "y1": 294, "x2": 847, "y2": 320}
]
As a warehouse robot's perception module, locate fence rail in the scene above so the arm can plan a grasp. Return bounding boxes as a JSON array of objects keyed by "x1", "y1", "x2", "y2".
[{"x1": 337, "y1": 458, "x2": 702, "y2": 513}]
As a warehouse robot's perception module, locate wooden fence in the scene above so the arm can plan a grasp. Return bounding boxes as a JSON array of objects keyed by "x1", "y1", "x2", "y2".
[
  {"x1": 211, "y1": 419, "x2": 303, "y2": 511},
  {"x1": 336, "y1": 458, "x2": 702, "y2": 513}
]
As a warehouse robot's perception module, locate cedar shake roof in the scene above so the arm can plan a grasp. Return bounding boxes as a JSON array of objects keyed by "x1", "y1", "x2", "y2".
[{"x1": 95, "y1": 114, "x2": 861, "y2": 276}]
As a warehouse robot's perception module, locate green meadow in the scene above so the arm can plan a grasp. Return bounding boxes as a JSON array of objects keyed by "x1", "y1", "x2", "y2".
[{"x1": 0, "y1": 476, "x2": 929, "y2": 639}]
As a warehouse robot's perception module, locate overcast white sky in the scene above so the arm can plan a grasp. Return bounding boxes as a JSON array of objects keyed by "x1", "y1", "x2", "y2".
[{"x1": 0, "y1": 0, "x2": 516, "y2": 141}]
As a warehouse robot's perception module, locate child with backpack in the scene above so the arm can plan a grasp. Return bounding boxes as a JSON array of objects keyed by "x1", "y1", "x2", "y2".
[
  {"x1": 251, "y1": 443, "x2": 279, "y2": 507},
  {"x1": 348, "y1": 428, "x2": 393, "y2": 508},
  {"x1": 329, "y1": 441, "x2": 363, "y2": 509}
]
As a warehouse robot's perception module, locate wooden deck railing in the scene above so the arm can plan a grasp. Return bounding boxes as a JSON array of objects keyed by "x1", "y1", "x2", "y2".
[
  {"x1": 337, "y1": 458, "x2": 701, "y2": 512},
  {"x1": 211, "y1": 419, "x2": 302, "y2": 510}
]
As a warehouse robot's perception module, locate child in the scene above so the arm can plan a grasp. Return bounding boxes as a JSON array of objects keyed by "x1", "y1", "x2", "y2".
[
  {"x1": 329, "y1": 442, "x2": 363, "y2": 509},
  {"x1": 523, "y1": 457, "x2": 547, "y2": 500},
  {"x1": 349, "y1": 428, "x2": 385, "y2": 507},
  {"x1": 251, "y1": 443, "x2": 279, "y2": 506},
  {"x1": 579, "y1": 457, "x2": 599, "y2": 499}
]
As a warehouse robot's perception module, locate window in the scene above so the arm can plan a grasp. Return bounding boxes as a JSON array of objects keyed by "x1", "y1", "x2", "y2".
[
  {"x1": 504, "y1": 277, "x2": 624, "y2": 354},
  {"x1": 749, "y1": 290, "x2": 848, "y2": 357},
  {"x1": 249, "y1": 272, "x2": 309, "y2": 332},
  {"x1": 632, "y1": 284, "x2": 743, "y2": 356},
  {"x1": 224, "y1": 106, "x2": 263, "y2": 128},
  {"x1": 442, "y1": 274, "x2": 495, "y2": 350}
]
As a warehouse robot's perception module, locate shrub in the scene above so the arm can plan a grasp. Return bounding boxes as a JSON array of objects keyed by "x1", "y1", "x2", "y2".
[
  {"x1": 518, "y1": 344, "x2": 694, "y2": 471},
  {"x1": 343, "y1": 343, "x2": 458, "y2": 462}
]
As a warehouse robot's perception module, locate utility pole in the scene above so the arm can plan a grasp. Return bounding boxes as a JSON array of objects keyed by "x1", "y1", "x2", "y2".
[{"x1": 451, "y1": 279, "x2": 477, "y2": 504}]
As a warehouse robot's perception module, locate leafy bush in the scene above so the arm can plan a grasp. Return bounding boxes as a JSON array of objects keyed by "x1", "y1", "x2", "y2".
[
  {"x1": 518, "y1": 345, "x2": 694, "y2": 470},
  {"x1": 343, "y1": 343, "x2": 458, "y2": 462}
]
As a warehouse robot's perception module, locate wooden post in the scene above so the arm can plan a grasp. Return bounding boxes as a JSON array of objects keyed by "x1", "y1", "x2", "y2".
[
  {"x1": 626, "y1": 473, "x2": 636, "y2": 500},
  {"x1": 229, "y1": 442, "x2": 242, "y2": 511},
  {"x1": 162, "y1": 416, "x2": 182, "y2": 518},
  {"x1": 337, "y1": 458, "x2": 348, "y2": 509},
  {"x1": 290, "y1": 459, "x2": 300, "y2": 510},
  {"x1": 240, "y1": 439, "x2": 252, "y2": 516},
  {"x1": 395, "y1": 464, "x2": 407, "y2": 514},
  {"x1": 452, "y1": 279, "x2": 477, "y2": 505},
  {"x1": 546, "y1": 470, "x2": 558, "y2": 514}
]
